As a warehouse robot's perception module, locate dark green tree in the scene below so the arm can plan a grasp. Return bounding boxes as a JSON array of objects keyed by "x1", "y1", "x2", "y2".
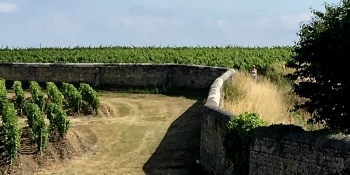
[{"x1": 287, "y1": 0, "x2": 350, "y2": 132}]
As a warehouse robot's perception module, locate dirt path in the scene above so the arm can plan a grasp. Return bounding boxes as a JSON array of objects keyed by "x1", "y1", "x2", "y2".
[{"x1": 33, "y1": 92, "x2": 205, "y2": 175}]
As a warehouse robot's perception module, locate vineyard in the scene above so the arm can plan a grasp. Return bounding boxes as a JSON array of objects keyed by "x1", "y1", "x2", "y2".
[
  {"x1": 0, "y1": 46, "x2": 295, "y2": 174},
  {"x1": 0, "y1": 79, "x2": 100, "y2": 165},
  {"x1": 0, "y1": 46, "x2": 293, "y2": 72}
]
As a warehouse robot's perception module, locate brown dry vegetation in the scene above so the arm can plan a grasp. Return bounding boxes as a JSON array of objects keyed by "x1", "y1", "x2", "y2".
[
  {"x1": 224, "y1": 71, "x2": 291, "y2": 124},
  {"x1": 224, "y1": 70, "x2": 323, "y2": 130},
  {"x1": 1, "y1": 91, "x2": 205, "y2": 175}
]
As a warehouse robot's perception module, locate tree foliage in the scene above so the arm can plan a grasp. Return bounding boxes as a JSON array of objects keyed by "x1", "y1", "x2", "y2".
[{"x1": 287, "y1": 0, "x2": 350, "y2": 132}]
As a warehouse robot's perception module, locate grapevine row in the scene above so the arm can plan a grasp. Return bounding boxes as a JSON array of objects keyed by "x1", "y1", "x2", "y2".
[
  {"x1": 25, "y1": 103, "x2": 49, "y2": 152},
  {"x1": 13, "y1": 81, "x2": 25, "y2": 115},
  {"x1": 61, "y1": 83, "x2": 82, "y2": 113},
  {"x1": 0, "y1": 79, "x2": 7, "y2": 108},
  {"x1": 1, "y1": 102, "x2": 21, "y2": 165},
  {"x1": 1, "y1": 80, "x2": 21, "y2": 164},
  {"x1": 0, "y1": 46, "x2": 293, "y2": 72},
  {"x1": 46, "y1": 82, "x2": 63, "y2": 107},
  {"x1": 29, "y1": 81, "x2": 45, "y2": 111},
  {"x1": 45, "y1": 103, "x2": 70, "y2": 138},
  {"x1": 0, "y1": 80, "x2": 98, "y2": 163},
  {"x1": 79, "y1": 83, "x2": 100, "y2": 114},
  {"x1": 1, "y1": 80, "x2": 100, "y2": 158}
]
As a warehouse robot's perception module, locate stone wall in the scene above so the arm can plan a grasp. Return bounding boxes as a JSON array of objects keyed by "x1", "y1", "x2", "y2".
[
  {"x1": 200, "y1": 65, "x2": 350, "y2": 175},
  {"x1": 200, "y1": 69, "x2": 236, "y2": 175},
  {"x1": 250, "y1": 127, "x2": 350, "y2": 175},
  {"x1": 0, "y1": 63, "x2": 227, "y2": 89},
  {"x1": 1, "y1": 63, "x2": 350, "y2": 175}
]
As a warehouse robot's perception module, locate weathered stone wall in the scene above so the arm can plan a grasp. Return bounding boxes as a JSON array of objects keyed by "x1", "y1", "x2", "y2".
[
  {"x1": 250, "y1": 127, "x2": 350, "y2": 175},
  {"x1": 200, "y1": 69, "x2": 236, "y2": 175},
  {"x1": 200, "y1": 66, "x2": 350, "y2": 175},
  {"x1": 0, "y1": 63, "x2": 227, "y2": 89}
]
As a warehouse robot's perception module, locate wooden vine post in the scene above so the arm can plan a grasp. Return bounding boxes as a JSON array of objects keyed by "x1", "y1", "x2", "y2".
[{"x1": 40, "y1": 124, "x2": 43, "y2": 156}]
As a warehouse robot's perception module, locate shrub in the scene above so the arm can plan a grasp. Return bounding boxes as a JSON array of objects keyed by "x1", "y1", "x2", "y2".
[{"x1": 222, "y1": 112, "x2": 267, "y2": 175}]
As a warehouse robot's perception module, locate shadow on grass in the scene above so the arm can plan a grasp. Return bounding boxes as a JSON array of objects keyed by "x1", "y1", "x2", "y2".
[{"x1": 142, "y1": 100, "x2": 208, "y2": 175}]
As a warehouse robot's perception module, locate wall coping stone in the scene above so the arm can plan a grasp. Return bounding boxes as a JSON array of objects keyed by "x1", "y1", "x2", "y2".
[
  {"x1": 203, "y1": 68, "x2": 235, "y2": 121},
  {"x1": 204, "y1": 69, "x2": 235, "y2": 107}
]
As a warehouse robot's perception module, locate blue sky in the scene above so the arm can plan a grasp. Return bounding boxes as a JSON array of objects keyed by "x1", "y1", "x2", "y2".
[{"x1": 0, "y1": 0, "x2": 341, "y2": 48}]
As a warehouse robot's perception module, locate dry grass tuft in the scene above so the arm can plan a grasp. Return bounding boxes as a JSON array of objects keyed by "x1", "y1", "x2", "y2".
[
  {"x1": 224, "y1": 71, "x2": 291, "y2": 124},
  {"x1": 224, "y1": 70, "x2": 323, "y2": 130}
]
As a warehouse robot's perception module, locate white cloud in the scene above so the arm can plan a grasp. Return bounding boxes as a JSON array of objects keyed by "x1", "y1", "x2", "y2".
[
  {"x1": 226, "y1": 12, "x2": 313, "y2": 32},
  {"x1": 50, "y1": 14, "x2": 83, "y2": 34},
  {"x1": 109, "y1": 11, "x2": 312, "y2": 46},
  {"x1": 110, "y1": 14, "x2": 188, "y2": 36},
  {"x1": 279, "y1": 12, "x2": 313, "y2": 30},
  {"x1": 0, "y1": 2, "x2": 17, "y2": 13},
  {"x1": 205, "y1": 19, "x2": 230, "y2": 31}
]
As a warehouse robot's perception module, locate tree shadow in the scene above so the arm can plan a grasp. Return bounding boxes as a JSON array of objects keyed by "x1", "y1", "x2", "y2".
[{"x1": 142, "y1": 100, "x2": 208, "y2": 175}]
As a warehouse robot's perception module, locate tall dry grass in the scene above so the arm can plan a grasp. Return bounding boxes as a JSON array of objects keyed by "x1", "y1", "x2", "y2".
[
  {"x1": 223, "y1": 70, "x2": 323, "y2": 130},
  {"x1": 224, "y1": 71, "x2": 291, "y2": 124}
]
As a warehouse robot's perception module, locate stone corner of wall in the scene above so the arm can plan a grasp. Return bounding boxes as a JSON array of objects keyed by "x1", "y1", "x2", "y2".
[
  {"x1": 200, "y1": 68, "x2": 236, "y2": 175},
  {"x1": 203, "y1": 104, "x2": 233, "y2": 123},
  {"x1": 253, "y1": 126, "x2": 350, "y2": 151},
  {"x1": 205, "y1": 69, "x2": 235, "y2": 106},
  {"x1": 203, "y1": 68, "x2": 236, "y2": 123}
]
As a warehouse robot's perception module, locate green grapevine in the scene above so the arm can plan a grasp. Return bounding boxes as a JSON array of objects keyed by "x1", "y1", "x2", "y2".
[
  {"x1": 0, "y1": 79, "x2": 7, "y2": 109},
  {"x1": 12, "y1": 81, "x2": 26, "y2": 115},
  {"x1": 29, "y1": 81, "x2": 45, "y2": 111},
  {"x1": 25, "y1": 103, "x2": 48, "y2": 151},
  {"x1": 46, "y1": 82, "x2": 63, "y2": 107},
  {"x1": 79, "y1": 83, "x2": 100, "y2": 114},
  {"x1": 61, "y1": 83, "x2": 82, "y2": 113},
  {"x1": 1, "y1": 102, "x2": 21, "y2": 165},
  {"x1": 0, "y1": 46, "x2": 293, "y2": 73},
  {"x1": 45, "y1": 103, "x2": 70, "y2": 138}
]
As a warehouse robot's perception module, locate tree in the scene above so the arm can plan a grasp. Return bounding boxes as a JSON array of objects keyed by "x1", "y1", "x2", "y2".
[{"x1": 286, "y1": 0, "x2": 350, "y2": 132}]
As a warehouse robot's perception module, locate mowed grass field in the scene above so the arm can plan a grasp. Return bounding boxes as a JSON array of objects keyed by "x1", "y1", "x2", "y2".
[{"x1": 31, "y1": 92, "x2": 205, "y2": 175}]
